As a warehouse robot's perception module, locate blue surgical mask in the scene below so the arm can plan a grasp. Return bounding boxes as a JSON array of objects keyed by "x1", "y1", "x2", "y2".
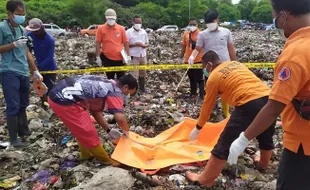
[
  {"x1": 203, "y1": 68, "x2": 209, "y2": 77},
  {"x1": 13, "y1": 15, "x2": 25, "y2": 25},
  {"x1": 273, "y1": 12, "x2": 286, "y2": 38}
]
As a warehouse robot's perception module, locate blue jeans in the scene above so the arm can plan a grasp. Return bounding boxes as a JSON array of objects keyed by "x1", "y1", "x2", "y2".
[{"x1": 0, "y1": 71, "x2": 30, "y2": 117}]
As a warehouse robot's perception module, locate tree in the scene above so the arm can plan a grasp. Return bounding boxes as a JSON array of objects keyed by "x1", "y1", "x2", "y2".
[
  {"x1": 218, "y1": 0, "x2": 232, "y2": 5},
  {"x1": 132, "y1": 2, "x2": 169, "y2": 29},
  {"x1": 251, "y1": 4, "x2": 272, "y2": 23},
  {"x1": 167, "y1": 0, "x2": 208, "y2": 27},
  {"x1": 202, "y1": 0, "x2": 219, "y2": 9},
  {"x1": 217, "y1": 4, "x2": 240, "y2": 22},
  {"x1": 237, "y1": 0, "x2": 257, "y2": 20}
]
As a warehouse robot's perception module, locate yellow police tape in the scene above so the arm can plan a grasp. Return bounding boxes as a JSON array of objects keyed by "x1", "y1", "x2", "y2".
[{"x1": 40, "y1": 63, "x2": 276, "y2": 74}]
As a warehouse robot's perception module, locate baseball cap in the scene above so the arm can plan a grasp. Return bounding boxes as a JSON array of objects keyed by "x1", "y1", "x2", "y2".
[
  {"x1": 105, "y1": 9, "x2": 117, "y2": 19},
  {"x1": 26, "y1": 18, "x2": 43, "y2": 32}
]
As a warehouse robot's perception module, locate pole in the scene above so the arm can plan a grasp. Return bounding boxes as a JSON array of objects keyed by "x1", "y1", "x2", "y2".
[{"x1": 189, "y1": 0, "x2": 191, "y2": 19}]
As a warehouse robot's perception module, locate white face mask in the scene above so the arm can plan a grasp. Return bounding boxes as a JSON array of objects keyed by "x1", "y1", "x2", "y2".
[
  {"x1": 273, "y1": 17, "x2": 286, "y2": 38},
  {"x1": 107, "y1": 19, "x2": 116, "y2": 26},
  {"x1": 189, "y1": 26, "x2": 197, "y2": 32},
  {"x1": 206, "y1": 23, "x2": 218, "y2": 31},
  {"x1": 134, "y1": 24, "x2": 142, "y2": 30}
]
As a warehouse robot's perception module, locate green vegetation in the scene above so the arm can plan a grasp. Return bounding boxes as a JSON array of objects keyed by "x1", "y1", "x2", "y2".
[{"x1": 0, "y1": 0, "x2": 273, "y2": 29}]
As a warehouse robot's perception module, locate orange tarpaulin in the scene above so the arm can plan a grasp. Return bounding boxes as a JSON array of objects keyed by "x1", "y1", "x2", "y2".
[{"x1": 112, "y1": 118, "x2": 228, "y2": 171}]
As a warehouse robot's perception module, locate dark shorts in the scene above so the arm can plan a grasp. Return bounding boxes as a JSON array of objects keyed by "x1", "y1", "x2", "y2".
[
  {"x1": 100, "y1": 53, "x2": 124, "y2": 80},
  {"x1": 277, "y1": 145, "x2": 310, "y2": 190},
  {"x1": 212, "y1": 96, "x2": 275, "y2": 160}
]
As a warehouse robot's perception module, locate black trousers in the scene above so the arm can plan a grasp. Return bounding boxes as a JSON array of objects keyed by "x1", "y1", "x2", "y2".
[
  {"x1": 187, "y1": 63, "x2": 204, "y2": 97},
  {"x1": 277, "y1": 145, "x2": 310, "y2": 190},
  {"x1": 100, "y1": 53, "x2": 125, "y2": 80},
  {"x1": 212, "y1": 96, "x2": 275, "y2": 160},
  {"x1": 41, "y1": 73, "x2": 56, "y2": 104}
]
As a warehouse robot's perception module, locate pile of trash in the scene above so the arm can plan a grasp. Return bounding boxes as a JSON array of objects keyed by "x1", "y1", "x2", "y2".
[{"x1": 0, "y1": 30, "x2": 284, "y2": 190}]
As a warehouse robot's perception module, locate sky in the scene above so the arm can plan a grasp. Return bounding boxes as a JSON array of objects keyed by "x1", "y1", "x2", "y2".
[{"x1": 232, "y1": 0, "x2": 241, "y2": 4}]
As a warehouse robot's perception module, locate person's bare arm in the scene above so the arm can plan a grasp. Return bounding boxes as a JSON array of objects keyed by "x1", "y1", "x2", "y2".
[
  {"x1": 96, "y1": 42, "x2": 101, "y2": 57},
  {"x1": 92, "y1": 111, "x2": 109, "y2": 131},
  {"x1": 27, "y1": 49, "x2": 38, "y2": 72},
  {"x1": 0, "y1": 43, "x2": 15, "y2": 53},
  {"x1": 114, "y1": 112, "x2": 129, "y2": 131},
  {"x1": 228, "y1": 43, "x2": 237, "y2": 61},
  {"x1": 195, "y1": 46, "x2": 203, "y2": 53},
  {"x1": 124, "y1": 42, "x2": 130, "y2": 55},
  {"x1": 244, "y1": 100, "x2": 285, "y2": 140},
  {"x1": 180, "y1": 44, "x2": 186, "y2": 59}
]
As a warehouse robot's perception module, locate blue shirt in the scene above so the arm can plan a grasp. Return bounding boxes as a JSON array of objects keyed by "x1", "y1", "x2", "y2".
[
  {"x1": 0, "y1": 20, "x2": 28, "y2": 76},
  {"x1": 49, "y1": 75, "x2": 124, "y2": 113},
  {"x1": 28, "y1": 32, "x2": 57, "y2": 71}
]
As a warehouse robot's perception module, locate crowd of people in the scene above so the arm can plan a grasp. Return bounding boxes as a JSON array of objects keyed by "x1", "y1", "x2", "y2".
[{"x1": 0, "y1": 0, "x2": 310, "y2": 189}]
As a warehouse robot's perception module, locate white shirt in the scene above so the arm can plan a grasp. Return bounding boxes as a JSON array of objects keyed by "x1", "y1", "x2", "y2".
[
  {"x1": 126, "y1": 27, "x2": 149, "y2": 57},
  {"x1": 196, "y1": 27, "x2": 233, "y2": 62}
]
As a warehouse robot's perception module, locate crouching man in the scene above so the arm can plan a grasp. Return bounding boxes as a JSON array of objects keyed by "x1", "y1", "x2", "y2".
[
  {"x1": 48, "y1": 74, "x2": 138, "y2": 166},
  {"x1": 186, "y1": 51, "x2": 275, "y2": 186}
]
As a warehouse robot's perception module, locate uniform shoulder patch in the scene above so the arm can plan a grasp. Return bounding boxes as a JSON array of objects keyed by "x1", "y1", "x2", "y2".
[{"x1": 278, "y1": 67, "x2": 291, "y2": 81}]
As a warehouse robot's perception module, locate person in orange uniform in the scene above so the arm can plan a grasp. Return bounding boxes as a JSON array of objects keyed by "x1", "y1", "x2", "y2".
[
  {"x1": 95, "y1": 8, "x2": 130, "y2": 79},
  {"x1": 186, "y1": 50, "x2": 275, "y2": 187},
  {"x1": 180, "y1": 19, "x2": 204, "y2": 101},
  {"x1": 228, "y1": 0, "x2": 310, "y2": 189}
]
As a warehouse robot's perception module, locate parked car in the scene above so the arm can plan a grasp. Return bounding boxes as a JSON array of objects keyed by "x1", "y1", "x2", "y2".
[
  {"x1": 156, "y1": 25, "x2": 179, "y2": 32},
  {"x1": 43, "y1": 24, "x2": 66, "y2": 36},
  {"x1": 80, "y1": 25, "x2": 99, "y2": 37}
]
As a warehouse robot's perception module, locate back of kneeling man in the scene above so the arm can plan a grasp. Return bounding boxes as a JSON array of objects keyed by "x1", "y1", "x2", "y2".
[{"x1": 186, "y1": 50, "x2": 275, "y2": 187}]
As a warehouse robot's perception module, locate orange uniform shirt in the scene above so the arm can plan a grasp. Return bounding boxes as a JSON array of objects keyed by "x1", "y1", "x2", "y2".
[
  {"x1": 197, "y1": 61, "x2": 270, "y2": 126},
  {"x1": 269, "y1": 26, "x2": 310, "y2": 155},
  {"x1": 182, "y1": 30, "x2": 203, "y2": 63},
  {"x1": 96, "y1": 23, "x2": 128, "y2": 61}
]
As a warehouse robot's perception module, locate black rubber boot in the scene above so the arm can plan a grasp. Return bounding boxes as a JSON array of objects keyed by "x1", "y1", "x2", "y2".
[
  {"x1": 7, "y1": 116, "x2": 25, "y2": 148},
  {"x1": 18, "y1": 111, "x2": 31, "y2": 137},
  {"x1": 138, "y1": 77, "x2": 145, "y2": 93}
]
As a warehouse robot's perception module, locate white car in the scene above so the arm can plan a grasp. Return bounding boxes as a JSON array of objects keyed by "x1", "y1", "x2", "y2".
[
  {"x1": 43, "y1": 24, "x2": 66, "y2": 36},
  {"x1": 157, "y1": 25, "x2": 179, "y2": 32}
]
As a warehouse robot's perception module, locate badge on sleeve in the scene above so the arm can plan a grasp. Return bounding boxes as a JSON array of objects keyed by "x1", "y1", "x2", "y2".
[{"x1": 278, "y1": 67, "x2": 291, "y2": 81}]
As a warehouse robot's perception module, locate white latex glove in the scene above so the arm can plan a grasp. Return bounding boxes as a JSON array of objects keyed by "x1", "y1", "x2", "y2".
[
  {"x1": 13, "y1": 38, "x2": 28, "y2": 48},
  {"x1": 189, "y1": 127, "x2": 200, "y2": 141},
  {"x1": 33, "y1": 70, "x2": 43, "y2": 81},
  {"x1": 95, "y1": 56, "x2": 102, "y2": 67},
  {"x1": 188, "y1": 55, "x2": 195, "y2": 66},
  {"x1": 123, "y1": 130, "x2": 129, "y2": 138},
  {"x1": 227, "y1": 132, "x2": 250, "y2": 165},
  {"x1": 108, "y1": 128, "x2": 122, "y2": 140}
]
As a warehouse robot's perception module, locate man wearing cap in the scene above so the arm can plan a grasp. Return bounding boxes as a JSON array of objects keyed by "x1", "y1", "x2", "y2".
[
  {"x1": 0, "y1": 0, "x2": 43, "y2": 147},
  {"x1": 27, "y1": 18, "x2": 57, "y2": 109},
  {"x1": 96, "y1": 9, "x2": 130, "y2": 80}
]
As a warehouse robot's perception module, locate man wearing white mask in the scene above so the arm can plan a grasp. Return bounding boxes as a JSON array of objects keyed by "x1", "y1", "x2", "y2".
[
  {"x1": 126, "y1": 15, "x2": 149, "y2": 93},
  {"x1": 180, "y1": 19, "x2": 204, "y2": 101},
  {"x1": 188, "y1": 9, "x2": 237, "y2": 118},
  {"x1": 95, "y1": 9, "x2": 130, "y2": 80}
]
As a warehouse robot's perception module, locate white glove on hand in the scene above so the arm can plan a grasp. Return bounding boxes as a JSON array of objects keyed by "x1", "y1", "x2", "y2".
[
  {"x1": 13, "y1": 38, "x2": 28, "y2": 48},
  {"x1": 95, "y1": 56, "x2": 102, "y2": 67},
  {"x1": 123, "y1": 130, "x2": 129, "y2": 138},
  {"x1": 188, "y1": 55, "x2": 195, "y2": 66},
  {"x1": 33, "y1": 70, "x2": 43, "y2": 81},
  {"x1": 227, "y1": 132, "x2": 250, "y2": 165},
  {"x1": 189, "y1": 127, "x2": 200, "y2": 141},
  {"x1": 108, "y1": 128, "x2": 122, "y2": 140}
]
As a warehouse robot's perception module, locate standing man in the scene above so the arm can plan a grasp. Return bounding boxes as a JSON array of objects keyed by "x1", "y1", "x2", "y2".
[
  {"x1": 228, "y1": 0, "x2": 310, "y2": 189},
  {"x1": 126, "y1": 15, "x2": 149, "y2": 94},
  {"x1": 26, "y1": 18, "x2": 57, "y2": 109},
  {"x1": 96, "y1": 9, "x2": 130, "y2": 80},
  {"x1": 186, "y1": 51, "x2": 275, "y2": 187},
  {"x1": 188, "y1": 9, "x2": 237, "y2": 118},
  {"x1": 48, "y1": 74, "x2": 138, "y2": 166},
  {"x1": 180, "y1": 19, "x2": 204, "y2": 101},
  {"x1": 0, "y1": 0, "x2": 43, "y2": 147}
]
